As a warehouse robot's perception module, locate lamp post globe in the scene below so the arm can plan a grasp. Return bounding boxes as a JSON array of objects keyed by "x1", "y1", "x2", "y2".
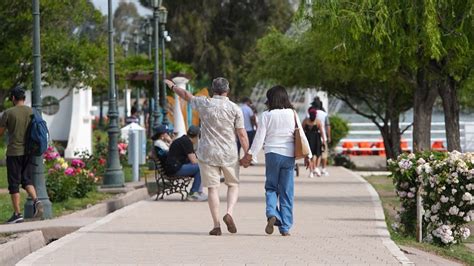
[
  {"x1": 102, "y1": 0, "x2": 124, "y2": 188},
  {"x1": 159, "y1": 6, "x2": 169, "y2": 125},
  {"x1": 151, "y1": 0, "x2": 163, "y2": 8}
]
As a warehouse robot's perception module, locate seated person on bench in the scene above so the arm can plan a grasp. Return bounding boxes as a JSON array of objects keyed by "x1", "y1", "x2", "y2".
[
  {"x1": 165, "y1": 126, "x2": 207, "y2": 201},
  {"x1": 151, "y1": 125, "x2": 173, "y2": 163}
]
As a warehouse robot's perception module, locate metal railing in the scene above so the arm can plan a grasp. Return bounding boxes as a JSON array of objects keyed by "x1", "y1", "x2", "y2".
[{"x1": 336, "y1": 122, "x2": 474, "y2": 154}]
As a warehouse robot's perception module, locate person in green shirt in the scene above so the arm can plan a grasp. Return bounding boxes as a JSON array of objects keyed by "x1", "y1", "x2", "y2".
[{"x1": 0, "y1": 86, "x2": 43, "y2": 223}]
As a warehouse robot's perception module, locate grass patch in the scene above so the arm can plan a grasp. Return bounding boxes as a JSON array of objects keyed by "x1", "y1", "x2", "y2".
[
  {"x1": 52, "y1": 191, "x2": 112, "y2": 217},
  {"x1": 0, "y1": 192, "x2": 26, "y2": 222},
  {"x1": 0, "y1": 166, "x2": 7, "y2": 189},
  {"x1": 364, "y1": 175, "x2": 474, "y2": 265},
  {"x1": 0, "y1": 190, "x2": 112, "y2": 222}
]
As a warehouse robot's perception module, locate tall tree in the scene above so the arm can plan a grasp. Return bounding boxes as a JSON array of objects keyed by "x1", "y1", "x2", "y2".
[
  {"x1": 250, "y1": 0, "x2": 473, "y2": 155},
  {"x1": 139, "y1": 0, "x2": 293, "y2": 95},
  {"x1": 0, "y1": 0, "x2": 108, "y2": 109}
]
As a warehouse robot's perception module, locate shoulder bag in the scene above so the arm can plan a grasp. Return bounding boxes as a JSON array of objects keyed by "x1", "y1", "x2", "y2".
[{"x1": 293, "y1": 111, "x2": 311, "y2": 159}]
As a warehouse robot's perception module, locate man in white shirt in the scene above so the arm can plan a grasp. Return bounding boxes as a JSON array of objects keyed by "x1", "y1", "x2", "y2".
[
  {"x1": 165, "y1": 77, "x2": 249, "y2": 236},
  {"x1": 238, "y1": 97, "x2": 257, "y2": 155},
  {"x1": 311, "y1": 97, "x2": 331, "y2": 176}
]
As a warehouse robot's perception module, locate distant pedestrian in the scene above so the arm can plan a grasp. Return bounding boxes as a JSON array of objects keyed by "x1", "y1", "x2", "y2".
[
  {"x1": 237, "y1": 97, "x2": 257, "y2": 155},
  {"x1": 165, "y1": 77, "x2": 249, "y2": 236},
  {"x1": 302, "y1": 108, "x2": 325, "y2": 177},
  {"x1": 0, "y1": 86, "x2": 43, "y2": 224},
  {"x1": 125, "y1": 106, "x2": 140, "y2": 125},
  {"x1": 311, "y1": 97, "x2": 331, "y2": 176},
  {"x1": 241, "y1": 85, "x2": 313, "y2": 236}
]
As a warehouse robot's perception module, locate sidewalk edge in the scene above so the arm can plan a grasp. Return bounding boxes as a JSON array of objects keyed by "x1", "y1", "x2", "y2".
[
  {"x1": 339, "y1": 167, "x2": 414, "y2": 265},
  {"x1": 16, "y1": 200, "x2": 148, "y2": 266}
]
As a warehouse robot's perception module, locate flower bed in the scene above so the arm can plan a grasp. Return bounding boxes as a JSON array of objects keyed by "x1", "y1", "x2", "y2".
[
  {"x1": 388, "y1": 151, "x2": 473, "y2": 246},
  {"x1": 44, "y1": 147, "x2": 99, "y2": 202}
]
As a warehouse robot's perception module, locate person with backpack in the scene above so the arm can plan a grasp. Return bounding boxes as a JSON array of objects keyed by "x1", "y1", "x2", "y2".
[{"x1": 0, "y1": 86, "x2": 43, "y2": 223}]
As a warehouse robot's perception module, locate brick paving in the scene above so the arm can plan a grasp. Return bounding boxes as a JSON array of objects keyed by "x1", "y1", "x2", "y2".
[{"x1": 18, "y1": 166, "x2": 411, "y2": 265}]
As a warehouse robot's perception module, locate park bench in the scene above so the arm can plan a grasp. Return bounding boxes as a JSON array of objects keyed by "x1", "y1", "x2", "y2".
[{"x1": 153, "y1": 157, "x2": 192, "y2": 201}]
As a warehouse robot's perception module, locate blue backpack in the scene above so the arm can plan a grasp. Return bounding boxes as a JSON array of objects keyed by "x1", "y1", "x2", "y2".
[{"x1": 25, "y1": 109, "x2": 49, "y2": 156}]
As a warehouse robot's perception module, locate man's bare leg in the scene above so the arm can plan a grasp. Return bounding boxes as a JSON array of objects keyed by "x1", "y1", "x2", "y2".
[
  {"x1": 226, "y1": 185, "x2": 238, "y2": 216},
  {"x1": 208, "y1": 187, "x2": 220, "y2": 228},
  {"x1": 10, "y1": 193, "x2": 21, "y2": 214},
  {"x1": 24, "y1": 185, "x2": 37, "y2": 200}
]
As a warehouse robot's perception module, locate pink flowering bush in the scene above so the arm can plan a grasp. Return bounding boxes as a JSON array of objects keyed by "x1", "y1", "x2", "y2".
[
  {"x1": 388, "y1": 151, "x2": 473, "y2": 246},
  {"x1": 44, "y1": 146, "x2": 99, "y2": 202}
]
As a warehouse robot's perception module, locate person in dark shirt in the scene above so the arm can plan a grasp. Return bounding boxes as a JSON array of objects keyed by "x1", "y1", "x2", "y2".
[
  {"x1": 0, "y1": 86, "x2": 43, "y2": 223},
  {"x1": 125, "y1": 106, "x2": 140, "y2": 125},
  {"x1": 165, "y1": 125, "x2": 206, "y2": 201}
]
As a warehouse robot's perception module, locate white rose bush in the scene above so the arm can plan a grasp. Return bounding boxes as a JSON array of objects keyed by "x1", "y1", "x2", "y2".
[{"x1": 388, "y1": 151, "x2": 473, "y2": 246}]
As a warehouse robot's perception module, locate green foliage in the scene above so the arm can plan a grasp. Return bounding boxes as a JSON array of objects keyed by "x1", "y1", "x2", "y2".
[
  {"x1": 388, "y1": 151, "x2": 473, "y2": 245},
  {"x1": 139, "y1": 0, "x2": 294, "y2": 96},
  {"x1": 333, "y1": 153, "x2": 356, "y2": 169},
  {"x1": 45, "y1": 170, "x2": 76, "y2": 202},
  {"x1": 364, "y1": 175, "x2": 474, "y2": 265},
  {"x1": 0, "y1": 0, "x2": 107, "y2": 98},
  {"x1": 250, "y1": 0, "x2": 473, "y2": 157},
  {"x1": 328, "y1": 115, "x2": 349, "y2": 150}
]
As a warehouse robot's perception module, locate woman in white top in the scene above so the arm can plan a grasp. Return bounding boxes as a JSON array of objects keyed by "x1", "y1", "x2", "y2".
[
  {"x1": 241, "y1": 85, "x2": 313, "y2": 236},
  {"x1": 151, "y1": 125, "x2": 172, "y2": 156}
]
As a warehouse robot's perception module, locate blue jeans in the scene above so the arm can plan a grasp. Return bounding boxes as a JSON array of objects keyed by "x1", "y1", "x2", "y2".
[
  {"x1": 265, "y1": 152, "x2": 295, "y2": 233},
  {"x1": 175, "y1": 163, "x2": 201, "y2": 193}
]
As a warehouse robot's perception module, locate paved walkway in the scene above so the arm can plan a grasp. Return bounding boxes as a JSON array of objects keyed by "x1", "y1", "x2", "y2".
[{"x1": 18, "y1": 166, "x2": 411, "y2": 265}]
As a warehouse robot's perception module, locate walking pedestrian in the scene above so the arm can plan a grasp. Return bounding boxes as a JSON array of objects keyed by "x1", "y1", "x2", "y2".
[
  {"x1": 0, "y1": 86, "x2": 43, "y2": 223},
  {"x1": 164, "y1": 77, "x2": 249, "y2": 235},
  {"x1": 302, "y1": 108, "x2": 325, "y2": 177},
  {"x1": 311, "y1": 97, "x2": 331, "y2": 176},
  {"x1": 241, "y1": 85, "x2": 313, "y2": 236},
  {"x1": 237, "y1": 97, "x2": 257, "y2": 155}
]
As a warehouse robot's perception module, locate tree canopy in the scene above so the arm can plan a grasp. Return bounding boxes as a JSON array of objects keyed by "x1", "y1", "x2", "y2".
[
  {"x1": 249, "y1": 0, "x2": 473, "y2": 157},
  {"x1": 139, "y1": 0, "x2": 294, "y2": 95}
]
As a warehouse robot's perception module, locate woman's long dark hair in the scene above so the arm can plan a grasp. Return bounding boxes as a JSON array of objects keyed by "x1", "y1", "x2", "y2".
[{"x1": 265, "y1": 85, "x2": 294, "y2": 110}]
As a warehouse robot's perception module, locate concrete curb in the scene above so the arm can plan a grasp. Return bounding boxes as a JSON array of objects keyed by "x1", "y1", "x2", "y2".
[
  {"x1": 0, "y1": 187, "x2": 150, "y2": 266},
  {"x1": 17, "y1": 201, "x2": 147, "y2": 266},
  {"x1": 339, "y1": 167, "x2": 414, "y2": 265},
  {"x1": 0, "y1": 231, "x2": 45, "y2": 266}
]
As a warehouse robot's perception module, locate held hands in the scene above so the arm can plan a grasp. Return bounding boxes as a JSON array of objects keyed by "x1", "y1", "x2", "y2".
[{"x1": 240, "y1": 153, "x2": 252, "y2": 168}]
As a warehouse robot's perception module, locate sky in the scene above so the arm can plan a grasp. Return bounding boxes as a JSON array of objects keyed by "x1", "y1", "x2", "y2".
[{"x1": 90, "y1": 0, "x2": 152, "y2": 16}]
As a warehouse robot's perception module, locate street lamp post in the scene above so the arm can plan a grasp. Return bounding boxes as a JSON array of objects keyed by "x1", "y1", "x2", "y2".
[
  {"x1": 133, "y1": 30, "x2": 141, "y2": 116},
  {"x1": 145, "y1": 20, "x2": 154, "y2": 135},
  {"x1": 102, "y1": 0, "x2": 124, "y2": 188},
  {"x1": 122, "y1": 39, "x2": 130, "y2": 121},
  {"x1": 151, "y1": 0, "x2": 163, "y2": 131},
  {"x1": 159, "y1": 6, "x2": 169, "y2": 125},
  {"x1": 145, "y1": 20, "x2": 153, "y2": 61},
  {"x1": 25, "y1": 0, "x2": 52, "y2": 219}
]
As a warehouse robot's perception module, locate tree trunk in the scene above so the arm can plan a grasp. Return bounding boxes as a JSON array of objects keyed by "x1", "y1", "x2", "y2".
[
  {"x1": 413, "y1": 70, "x2": 438, "y2": 152},
  {"x1": 438, "y1": 78, "x2": 461, "y2": 151},
  {"x1": 99, "y1": 93, "x2": 104, "y2": 128}
]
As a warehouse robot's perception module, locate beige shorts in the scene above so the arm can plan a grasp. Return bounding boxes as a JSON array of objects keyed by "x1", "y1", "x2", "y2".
[
  {"x1": 199, "y1": 161, "x2": 240, "y2": 188},
  {"x1": 322, "y1": 141, "x2": 329, "y2": 159}
]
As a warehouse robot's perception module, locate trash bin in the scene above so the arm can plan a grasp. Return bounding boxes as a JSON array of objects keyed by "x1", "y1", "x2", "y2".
[{"x1": 121, "y1": 123, "x2": 146, "y2": 182}]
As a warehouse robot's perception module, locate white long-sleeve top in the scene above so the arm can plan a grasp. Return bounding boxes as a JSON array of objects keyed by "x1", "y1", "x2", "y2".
[{"x1": 248, "y1": 109, "x2": 312, "y2": 159}]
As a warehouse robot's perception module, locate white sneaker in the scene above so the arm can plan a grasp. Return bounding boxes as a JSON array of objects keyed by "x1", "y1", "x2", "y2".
[
  {"x1": 313, "y1": 168, "x2": 321, "y2": 177},
  {"x1": 321, "y1": 168, "x2": 329, "y2": 176},
  {"x1": 309, "y1": 172, "x2": 314, "y2": 178},
  {"x1": 195, "y1": 192, "x2": 208, "y2": 201}
]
